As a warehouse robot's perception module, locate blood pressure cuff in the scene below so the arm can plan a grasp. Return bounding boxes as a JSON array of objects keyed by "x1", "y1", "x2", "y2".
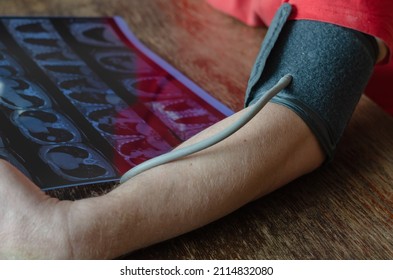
[{"x1": 245, "y1": 4, "x2": 378, "y2": 160}]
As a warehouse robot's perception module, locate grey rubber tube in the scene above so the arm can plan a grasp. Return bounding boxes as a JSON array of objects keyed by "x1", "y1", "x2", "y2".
[{"x1": 120, "y1": 74, "x2": 292, "y2": 184}]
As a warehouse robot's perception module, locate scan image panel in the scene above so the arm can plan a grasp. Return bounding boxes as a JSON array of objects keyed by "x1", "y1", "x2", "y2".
[{"x1": 0, "y1": 17, "x2": 231, "y2": 190}]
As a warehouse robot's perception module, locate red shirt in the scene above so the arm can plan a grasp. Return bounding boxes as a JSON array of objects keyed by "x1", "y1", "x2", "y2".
[{"x1": 208, "y1": 0, "x2": 393, "y2": 115}]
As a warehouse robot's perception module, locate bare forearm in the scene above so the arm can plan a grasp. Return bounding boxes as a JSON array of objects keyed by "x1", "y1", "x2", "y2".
[{"x1": 68, "y1": 103, "x2": 324, "y2": 259}]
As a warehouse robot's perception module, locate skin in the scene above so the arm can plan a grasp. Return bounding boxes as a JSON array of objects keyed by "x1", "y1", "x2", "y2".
[
  {"x1": 376, "y1": 38, "x2": 388, "y2": 63},
  {"x1": 0, "y1": 103, "x2": 324, "y2": 259},
  {"x1": 0, "y1": 38, "x2": 387, "y2": 260}
]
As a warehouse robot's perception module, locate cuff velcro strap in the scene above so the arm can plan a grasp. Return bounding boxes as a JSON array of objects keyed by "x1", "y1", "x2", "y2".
[{"x1": 245, "y1": 11, "x2": 377, "y2": 160}]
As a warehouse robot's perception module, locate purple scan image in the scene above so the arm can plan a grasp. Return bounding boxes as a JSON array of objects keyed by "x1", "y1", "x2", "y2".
[
  {"x1": 0, "y1": 48, "x2": 24, "y2": 77},
  {"x1": 11, "y1": 109, "x2": 81, "y2": 144},
  {"x1": 116, "y1": 135, "x2": 172, "y2": 165},
  {"x1": 95, "y1": 50, "x2": 153, "y2": 75},
  {"x1": 69, "y1": 22, "x2": 124, "y2": 47},
  {"x1": 122, "y1": 76, "x2": 182, "y2": 99},
  {"x1": 146, "y1": 98, "x2": 219, "y2": 141},
  {"x1": 0, "y1": 17, "x2": 231, "y2": 189},
  {"x1": 0, "y1": 77, "x2": 52, "y2": 110},
  {"x1": 40, "y1": 144, "x2": 116, "y2": 181}
]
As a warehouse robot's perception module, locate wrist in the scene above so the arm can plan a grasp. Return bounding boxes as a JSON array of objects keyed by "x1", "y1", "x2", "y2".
[{"x1": 66, "y1": 193, "x2": 129, "y2": 259}]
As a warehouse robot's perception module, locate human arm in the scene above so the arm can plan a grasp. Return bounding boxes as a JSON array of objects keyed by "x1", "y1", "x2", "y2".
[
  {"x1": 0, "y1": 102, "x2": 324, "y2": 259},
  {"x1": 63, "y1": 102, "x2": 325, "y2": 259}
]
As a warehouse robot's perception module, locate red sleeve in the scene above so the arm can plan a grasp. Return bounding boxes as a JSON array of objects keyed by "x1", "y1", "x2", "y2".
[
  {"x1": 208, "y1": 0, "x2": 393, "y2": 61},
  {"x1": 287, "y1": 0, "x2": 393, "y2": 63},
  {"x1": 207, "y1": 0, "x2": 393, "y2": 114},
  {"x1": 206, "y1": 0, "x2": 281, "y2": 27}
]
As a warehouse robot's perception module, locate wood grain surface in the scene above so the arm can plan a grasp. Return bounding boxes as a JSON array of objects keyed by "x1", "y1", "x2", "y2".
[{"x1": 1, "y1": 0, "x2": 392, "y2": 259}]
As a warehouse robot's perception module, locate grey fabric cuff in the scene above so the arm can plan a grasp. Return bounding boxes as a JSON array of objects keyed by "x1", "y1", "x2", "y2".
[{"x1": 245, "y1": 5, "x2": 377, "y2": 160}]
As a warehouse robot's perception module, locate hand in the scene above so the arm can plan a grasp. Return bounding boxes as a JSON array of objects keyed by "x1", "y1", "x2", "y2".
[{"x1": 0, "y1": 160, "x2": 73, "y2": 259}]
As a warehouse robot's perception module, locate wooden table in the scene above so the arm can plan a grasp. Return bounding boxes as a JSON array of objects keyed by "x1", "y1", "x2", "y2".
[{"x1": 1, "y1": 0, "x2": 393, "y2": 259}]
